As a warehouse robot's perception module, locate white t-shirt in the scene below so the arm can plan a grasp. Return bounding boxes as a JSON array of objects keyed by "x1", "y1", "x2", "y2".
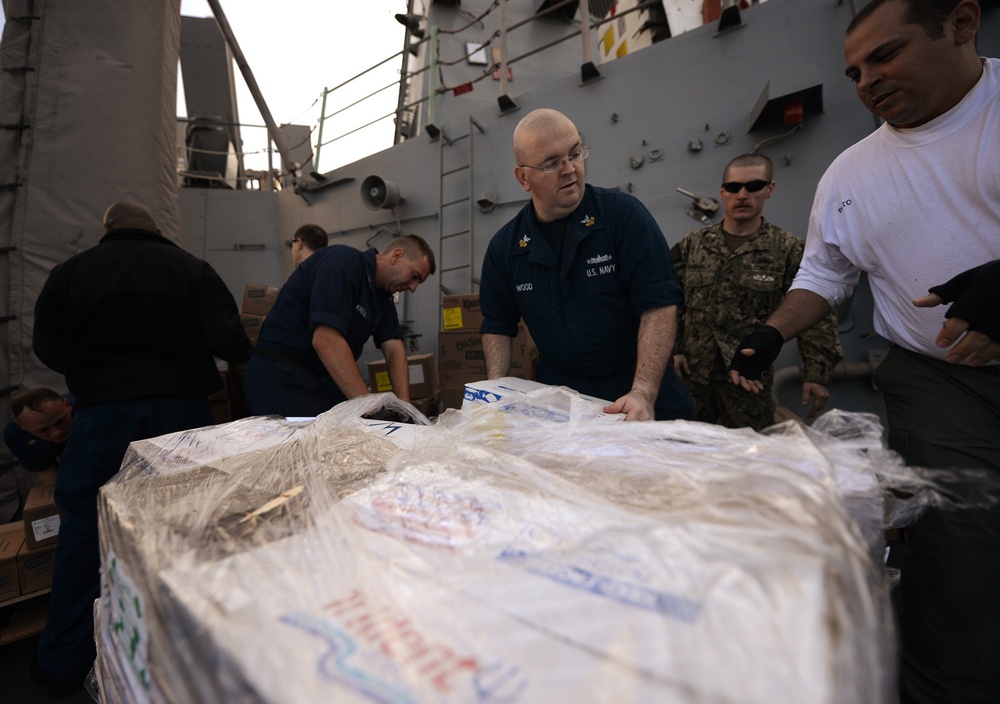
[{"x1": 792, "y1": 57, "x2": 1000, "y2": 361}]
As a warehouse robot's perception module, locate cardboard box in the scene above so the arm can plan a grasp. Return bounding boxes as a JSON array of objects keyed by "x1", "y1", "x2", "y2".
[
  {"x1": 22, "y1": 486, "x2": 60, "y2": 550},
  {"x1": 442, "y1": 294, "x2": 484, "y2": 331},
  {"x1": 438, "y1": 324, "x2": 538, "y2": 388},
  {"x1": 409, "y1": 392, "x2": 440, "y2": 419},
  {"x1": 440, "y1": 386, "x2": 466, "y2": 413},
  {"x1": 241, "y1": 283, "x2": 279, "y2": 317},
  {"x1": 367, "y1": 354, "x2": 439, "y2": 399},
  {"x1": 17, "y1": 542, "x2": 56, "y2": 594},
  {"x1": 463, "y1": 377, "x2": 624, "y2": 421},
  {"x1": 240, "y1": 313, "x2": 266, "y2": 346},
  {"x1": 0, "y1": 522, "x2": 25, "y2": 601},
  {"x1": 438, "y1": 330, "x2": 487, "y2": 387}
]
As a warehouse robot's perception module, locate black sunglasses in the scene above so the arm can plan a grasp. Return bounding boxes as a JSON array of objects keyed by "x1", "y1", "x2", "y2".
[
  {"x1": 284, "y1": 238, "x2": 300, "y2": 249},
  {"x1": 721, "y1": 179, "x2": 771, "y2": 194}
]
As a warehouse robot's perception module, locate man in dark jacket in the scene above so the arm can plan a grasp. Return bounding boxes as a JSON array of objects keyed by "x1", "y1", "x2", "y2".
[{"x1": 31, "y1": 202, "x2": 252, "y2": 695}]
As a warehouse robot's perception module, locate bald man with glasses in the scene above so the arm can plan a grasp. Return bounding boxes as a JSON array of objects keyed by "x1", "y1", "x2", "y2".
[
  {"x1": 670, "y1": 153, "x2": 843, "y2": 430},
  {"x1": 479, "y1": 108, "x2": 692, "y2": 421}
]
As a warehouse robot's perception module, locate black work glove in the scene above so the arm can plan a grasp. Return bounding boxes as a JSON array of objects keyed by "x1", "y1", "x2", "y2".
[
  {"x1": 363, "y1": 408, "x2": 414, "y2": 424},
  {"x1": 928, "y1": 259, "x2": 1000, "y2": 340},
  {"x1": 728, "y1": 325, "x2": 785, "y2": 381}
]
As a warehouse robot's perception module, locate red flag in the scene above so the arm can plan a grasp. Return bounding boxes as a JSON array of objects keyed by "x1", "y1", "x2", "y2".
[{"x1": 453, "y1": 82, "x2": 474, "y2": 96}]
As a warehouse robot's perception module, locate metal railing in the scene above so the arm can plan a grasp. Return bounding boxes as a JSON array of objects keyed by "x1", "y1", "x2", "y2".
[
  {"x1": 311, "y1": 0, "x2": 663, "y2": 174},
  {"x1": 177, "y1": 1, "x2": 683, "y2": 187}
]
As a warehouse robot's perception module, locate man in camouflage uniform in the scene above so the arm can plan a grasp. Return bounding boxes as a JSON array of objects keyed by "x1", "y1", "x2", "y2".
[{"x1": 670, "y1": 153, "x2": 843, "y2": 430}]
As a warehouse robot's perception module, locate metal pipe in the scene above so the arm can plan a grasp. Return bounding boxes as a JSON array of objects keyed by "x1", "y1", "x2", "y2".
[
  {"x1": 267, "y1": 140, "x2": 274, "y2": 192},
  {"x1": 315, "y1": 87, "x2": 328, "y2": 173},
  {"x1": 469, "y1": 115, "x2": 476, "y2": 292},
  {"x1": 498, "y1": 0, "x2": 510, "y2": 100},
  {"x1": 428, "y1": 25, "x2": 439, "y2": 130},
  {"x1": 771, "y1": 361, "x2": 875, "y2": 404},
  {"x1": 205, "y1": 0, "x2": 298, "y2": 177},
  {"x1": 394, "y1": 0, "x2": 415, "y2": 145}
]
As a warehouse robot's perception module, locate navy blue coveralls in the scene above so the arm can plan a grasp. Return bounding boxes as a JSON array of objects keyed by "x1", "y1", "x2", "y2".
[
  {"x1": 245, "y1": 245, "x2": 403, "y2": 417},
  {"x1": 480, "y1": 184, "x2": 692, "y2": 420}
]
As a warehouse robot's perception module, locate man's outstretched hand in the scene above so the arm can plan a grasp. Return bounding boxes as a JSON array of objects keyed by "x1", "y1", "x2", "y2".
[
  {"x1": 913, "y1": 260, "x2": 1000, "y2": 366},
  {"x1": 728, "y1": 325, "x2": 785, "y2": 393}
]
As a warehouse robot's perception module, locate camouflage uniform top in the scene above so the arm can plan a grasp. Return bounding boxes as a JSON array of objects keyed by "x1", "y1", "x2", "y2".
[{"x1": 670, "y1": 218, "x2": 843, "y2": 387}]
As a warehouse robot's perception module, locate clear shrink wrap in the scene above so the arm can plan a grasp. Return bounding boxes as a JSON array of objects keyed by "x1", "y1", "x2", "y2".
[{"x1": 94, "y1": 386, "x2": 993, "y2": 704}]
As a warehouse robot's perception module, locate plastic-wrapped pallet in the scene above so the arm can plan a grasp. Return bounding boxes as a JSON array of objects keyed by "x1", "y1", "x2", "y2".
[
  {"x1": 95, "y1": 396, "x2": 432, "y2": 702},
  {"x1": 97, "y1": 390, "x2": 904, "y2": 703}
]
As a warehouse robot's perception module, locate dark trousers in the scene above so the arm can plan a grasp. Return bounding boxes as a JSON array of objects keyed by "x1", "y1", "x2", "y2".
[
  {"x1": 687, "y1": 352, "x2": 775, "y2": 431},
  {"x1": 244, "y1": 354, "x2": 345, "y2": 417},
  {"x1": 35, "y1": 397, "x2": 212, "y2": 680},
  {"x1": 874, "y1": 346, "x2": 1000, "y2": 704}
]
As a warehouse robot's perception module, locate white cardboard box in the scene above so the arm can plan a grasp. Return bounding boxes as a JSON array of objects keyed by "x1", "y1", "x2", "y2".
[{"x1": 462, "y1": 377, "x2": 625, "y2": 421}]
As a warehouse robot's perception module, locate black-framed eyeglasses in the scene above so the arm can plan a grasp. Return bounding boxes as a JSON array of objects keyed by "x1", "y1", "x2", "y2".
[
  {"x1": 721, "y1": 179, "x2": 771, "y2": 194},
  {"x1": 520, "y1": 146, "x2": 590, "y2": 174},
  {"x1": 284, "y1": 238, "x2": 300, "y2": 249}
]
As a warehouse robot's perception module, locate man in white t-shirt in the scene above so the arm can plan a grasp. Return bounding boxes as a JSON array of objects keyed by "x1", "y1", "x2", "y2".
[{"x1": 728, "y1": 1, "x2": 999, "y2": 702}]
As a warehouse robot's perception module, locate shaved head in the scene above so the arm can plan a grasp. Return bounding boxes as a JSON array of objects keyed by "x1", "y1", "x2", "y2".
[
  {"x1": 724, "y1": 153, "x2": 774, "y2": 182},
  {"x1": 513, "y1": 108, "x2": 578, "y2": 165},
  {"x1": 103, "y1": 202, "x2": 158, "y2": 232}
]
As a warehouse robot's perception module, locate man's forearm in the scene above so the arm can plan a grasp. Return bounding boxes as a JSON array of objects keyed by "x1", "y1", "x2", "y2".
[
  {"x1": 381, "y1": 339, "x2": 411, "y2": 402},
  {"x1": 766, "y1": 289, "x2": 834, "y2": 341},
  {"x1": 312, "y1": 325, "x2": 370, "y2": 399},
  {"x1": 633, "y1": 306, "x2": 676, "y2": 398},
  {"x1": 482, "y1": 333, "x2": 513, "y2": 378}
]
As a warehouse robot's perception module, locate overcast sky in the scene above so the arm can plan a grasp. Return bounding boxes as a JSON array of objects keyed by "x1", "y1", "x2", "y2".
[{"x1": 180, "y1": 0, "x2": 409, "y2": 172}]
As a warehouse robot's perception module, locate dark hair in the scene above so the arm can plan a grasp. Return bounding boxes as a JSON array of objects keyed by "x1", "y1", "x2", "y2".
[
  {"x1": 11, "y1": 388, "x2": 63, "y2": 416},
  {"x1": 724, "y1": 153, "x2": 774, "y2": 182},
  {"x1": 386, "y1": 234, "x2": 437, "y2": 275},
  {"x1": 847, "y1": 0, "x2": 969, "y2": 39},
  {"x1": 293, "y1": 224, "x2": 329, "y2": 252}
]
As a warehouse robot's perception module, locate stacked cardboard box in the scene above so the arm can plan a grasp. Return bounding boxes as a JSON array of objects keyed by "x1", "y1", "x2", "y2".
[
  {"x1": 1, "y1": 514, "x2": 56, "y2": 599},
  {"x1": 440, "y1": 293, "x2": 484, "y2": 333},
  {"x1": 438, "y1": 294, "x2": 538, "y2": 412},
  {"x1": 241, "y1": 283, "x2": 279, "y2": 317},
  {"x1": 366, "y1": 353, "x2": 439, "y2": 415},
  {"x1": 22, "y1": 486, "x2": 60, "y2": 550},
  {"x1": 240, "y1": 283, "x2": 279, "y2": 346},
  {"x1": 92, "y1": 402, "x2": 896, "y2": 704},
  {"x1": 229, "y1": 282, "x2": 281, "y2": 421},
  {"x1": 18, "y1": 541, "x2": 55, "y2": 593},
  {"x1": 239, "y1": 315, "x2": 264, "y2": 347},
  {"x1": 463, "y1": 377, "x2": 624, "y2": 420},
  {"x1": 0, "y1": 522, "x2": 24, "y2": 601}
]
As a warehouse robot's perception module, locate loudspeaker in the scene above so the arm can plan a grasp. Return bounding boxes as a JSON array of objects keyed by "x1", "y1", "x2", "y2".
[{"x1": 360, "y1": 175, "x2": 402, "y2": 210}]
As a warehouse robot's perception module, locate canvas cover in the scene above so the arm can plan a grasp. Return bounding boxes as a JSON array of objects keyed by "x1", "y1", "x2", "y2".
[{"x1": 0, "y1": 0, "x2": 182, "y2": 405}]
